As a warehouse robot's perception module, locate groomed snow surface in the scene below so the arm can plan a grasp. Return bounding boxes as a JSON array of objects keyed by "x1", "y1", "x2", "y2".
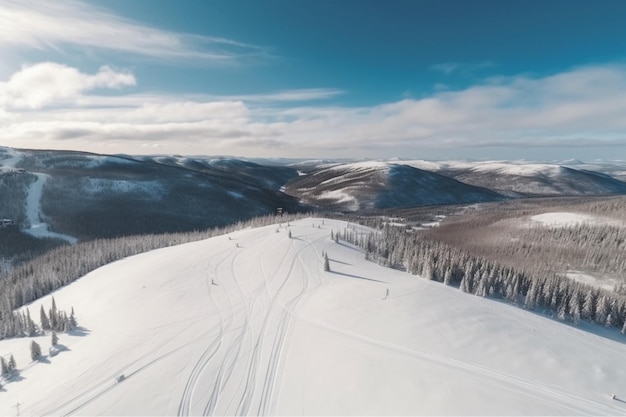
[{"x1": 1, "y1": 219, "x2": 626, "y2": 416}]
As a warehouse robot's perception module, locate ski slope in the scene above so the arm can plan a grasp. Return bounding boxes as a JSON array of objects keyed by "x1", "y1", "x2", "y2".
[
  {"x1": 1, "y1": 219, "x2": 625, "y2": 415},
  {"x1": 23, "y1": 173, "x2": 78, "y2": 244}
]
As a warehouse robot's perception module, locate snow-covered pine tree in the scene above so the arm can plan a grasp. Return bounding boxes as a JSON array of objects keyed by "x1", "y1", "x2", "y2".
[
  {"x1": 30, "y1": 340, "x2": 41, "y2": 361},
  {"x1": 582, "y1": 290, "x2": 596, "y2": 320},
  {"x1": 0, "y1": 356, "x2": 8, "y2": 376},
  {"x1": 8, "y1": 355, "x2": 16, "y2": 371},
  {"x1": 69, "y1": 307, "x2": 77, "y2": 329},
  {"x1": 26, "y1": 309, "x2": 37, "y2": 337},
  {"x1": 524, "y1": 281, "x2": 538, "y2": 309},
  {"x1": 40, "y1": 305, "x2": 50, "y2": 331},
  {"x1": 595, "y1": 295, "x2": 610, "y2": 325},
  {"x1": 443, "y1": 267, "x2": 452, "y2": 286},
  {"x1": 569, "y1": 291, "x2": 581, "y2": 324},
  {"x1": 51, "y1": 331, "x2": 58, "y2": 346},
  {"x1": 323, "y1": 253, "x2": 330, "y2": 272},
  {"x1": 50, "y1": 297, "x2": 58, "y2": 329}
]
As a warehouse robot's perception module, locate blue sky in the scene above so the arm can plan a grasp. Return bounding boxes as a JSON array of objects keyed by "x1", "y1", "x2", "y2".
[{"x1": 1, "y1": 0, "x2": 626, "y2": 160}]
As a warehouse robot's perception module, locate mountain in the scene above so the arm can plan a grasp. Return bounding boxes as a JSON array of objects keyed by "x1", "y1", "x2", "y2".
[
  {"x1": 0, "y1": 147, "x2": 301, "y2": 241},
  {"x1": 283, "y1": 161, "x2": 505, "y2": 211},
  {"x1": 137, "y1": 155, "x2": 300, "y2": 190},
  {"x1": 1, "y1": 218, "x2": 624, "y2": 415},
  {"x1": 402, "y1": 161, "x2": 626, "y2": 197}
]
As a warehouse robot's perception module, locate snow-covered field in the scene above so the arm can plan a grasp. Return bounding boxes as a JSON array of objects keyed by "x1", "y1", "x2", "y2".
[
  {"x1": 564, "y1": 271, "x2": 618, "y2": 292},
  {"x1": 530, "y1": 212, "x2": 622, "y2": 228},
  {"x1": 1, "y1": 219, "x2": 626, "y2": 416}
]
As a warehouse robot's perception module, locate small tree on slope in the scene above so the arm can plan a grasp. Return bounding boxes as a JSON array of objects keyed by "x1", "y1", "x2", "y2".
[
  {"x1": 324, "y1": 253, "x2": 331, "y2": 272},
  {"x1": 30, "y1": 340, "x2": 41, "y2": 361},
  {"x1": 0, "y1": 357, "x2": 8, "y2": 377}
]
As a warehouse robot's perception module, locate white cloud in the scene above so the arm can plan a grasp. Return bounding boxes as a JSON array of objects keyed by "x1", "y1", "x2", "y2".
[
  {"x1": 430, "y1": 61, "x2": 495, "y2": 75},
  {"x1": 430, "y1": 62, "x2": 460, "y2": 75},
  {"x1": 0, "y1": 62, "x2": 135, "y2": 109},
  {"x1": 1, "y1": 63, "x2": 626, "y2": 158},
  {"x1": 0, "y1": 0, "x2": 266, "y2": 64}
]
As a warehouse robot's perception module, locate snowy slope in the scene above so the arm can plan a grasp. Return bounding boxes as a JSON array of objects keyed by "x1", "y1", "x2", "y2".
[{"x1": 1, "y1": 218, "x2": 625, "y2": 416}]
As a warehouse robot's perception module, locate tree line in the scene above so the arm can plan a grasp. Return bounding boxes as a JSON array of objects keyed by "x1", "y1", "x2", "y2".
[{"x1": 337, "y1": 223, "x2": 626, "y2": 334}]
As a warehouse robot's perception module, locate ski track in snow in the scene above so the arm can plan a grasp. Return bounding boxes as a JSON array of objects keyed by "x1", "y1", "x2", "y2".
[{"x1": 175, "y1": 227, "x2": 327, "y2": 416}]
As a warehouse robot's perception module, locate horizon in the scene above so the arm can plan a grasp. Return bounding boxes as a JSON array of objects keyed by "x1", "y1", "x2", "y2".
[{"x1": 1, "y1": 0, "x2": 626, "y2": 160}]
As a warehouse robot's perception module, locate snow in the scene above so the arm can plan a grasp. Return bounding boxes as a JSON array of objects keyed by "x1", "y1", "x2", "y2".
[
  {"x1": 23, "y1": 173, "x2": 77, "y2": 244},
  {"x1": 564, "y1": 271, "x2": 619, "y2": 292},
  {"x1": 227, "y1": 190, "x2": 245, "y2": 199},
  {"x1": 316, "y1": 189, "x2": 359, "y2": 211},
  {"x1": 84, "y1": 155, "x2": 136, "y2": 168},
  {"x1": 0, "y1": 147, "x2": 22, "y2": 169},
  {"x1": 530, "y1": 212, "x2": 622, "y2": 228},
  {"x1": 532, "y1": 212, "x2": 595, "y2": 227},
  {"x1": 1, "y1": 218, "x2": 626, "y2": 415},
  {"x1": 328, "y1": 161, "x2": 390, "y2": 172},
  {"x1": 397, "y1": 160, "x2": 565, "y2": 177},
  {"x1": 470, "y1": 162, "x2": 562, "y2": 176}
]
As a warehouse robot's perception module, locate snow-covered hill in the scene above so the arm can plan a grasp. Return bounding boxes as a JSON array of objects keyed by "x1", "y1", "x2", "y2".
[
  {"x1": 284, "y1": 161, "x2": 505, "y2": 211},
  {"x1": 2, "y1": 218, "x2": 625, "y2": 415},
  {"x1": 138, "y1": 155, "x2": 299, "y2": 190},
  {"x1": 0, "y1": 147, "x2": 300, "y2": 240},
  {"x1": 401, "y1": 160, "x2": 626, "y2": 197}
]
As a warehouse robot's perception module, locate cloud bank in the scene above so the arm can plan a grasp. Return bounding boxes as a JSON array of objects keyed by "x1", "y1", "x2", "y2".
[{"x1": 1, "y1": 62, "x2": 625, "y2": 158}]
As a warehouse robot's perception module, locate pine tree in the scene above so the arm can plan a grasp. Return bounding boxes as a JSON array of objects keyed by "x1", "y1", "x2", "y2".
[
  {"x1": 26, "y1": 309, "x2": 37, "y2": 337},
  {"x1": 460, "y1": 276, "x2": 469, "y2": 293},
  {"x1": 51, "y1": 331, "x2": 59, "y2": 346},
  {"x1": 443, "y1": 267, "x2": 452, "y2": 286},
  {"x1": 30, "y1": 340, "x2": 42, "y2": 361},
  {"x1": 40, "y1": 305, "x2": 50, "y2": 331},
  {"x1": 569, "y1": 292, "x2": 581, "y2": 325},
  {"x1": 323, "y1": 253, "x2": 330, "y2": 272},
  {"x1": 8, "y1": 355, "x2": 16, "y2": 371},
  {"x1": 582, "y1": 291, "x2": 596, "y2": 320},
  {"x1": 524, "y1": 281, "x2": 538, "y2": 309},
  {"x1": 50, "y1": 297, "x2": 58, "y2": 329},
  {"x1": 288, "y1": 230, "x2": 292, "y2": 239},
  {"x1": 595, "y1": 295, "x2": 610, "y2": 325},
  {"x1": 621, "y1": 319, "x2": 626, "y2": 335},
  {"x1": 0, "y1": 357, "x2": 8, "y2": 376},
  {"x1": 69, "y1": 307, "x2": 77, "y2": 330}
]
